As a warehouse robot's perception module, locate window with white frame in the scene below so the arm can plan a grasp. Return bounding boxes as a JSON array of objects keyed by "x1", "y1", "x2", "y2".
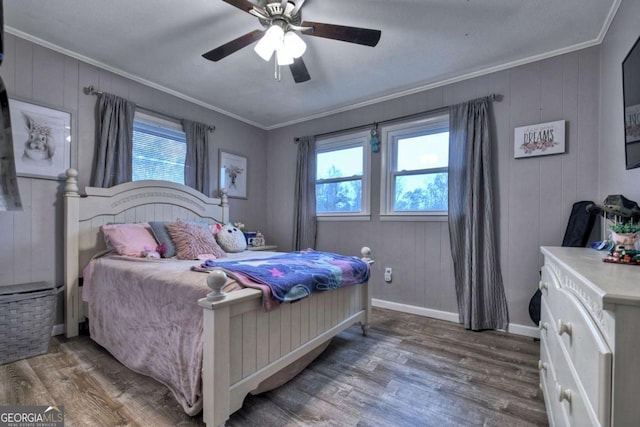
[
  {"x1": 381, "y1": 114, "x2": 449, "y2": 216},
  {"x1": 132, "y1": 111, "x2": 186, "y2": 184},
  {"x1": 315, "y1": 131, "x2": 370, "y2": 217}
]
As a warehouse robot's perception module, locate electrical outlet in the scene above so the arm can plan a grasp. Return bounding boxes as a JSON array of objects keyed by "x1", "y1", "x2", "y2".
[{"x1": 384, "y1": 267, "x2": 392, "y2": 282}]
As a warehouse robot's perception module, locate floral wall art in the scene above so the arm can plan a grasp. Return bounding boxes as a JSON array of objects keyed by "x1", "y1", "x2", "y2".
[
  {"x1": 219, "y1": 150, "x2": 247, "y2": 198},
  {"x1": 514, "y1": 120, "x2": 565, "y2": 159}
]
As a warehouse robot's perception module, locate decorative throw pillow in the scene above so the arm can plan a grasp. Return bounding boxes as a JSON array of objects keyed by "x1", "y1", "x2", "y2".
[
  {"x1": 215, "y1": 223, "x2": 247, "y2": 253},
  {"x1": 149, "y1": 221, "x2": 177, "y2": 258},
  {"x1": 209, "y1": 223, "x2": 222, "y2": 236},
  {"x1": 100, "y1": 223, "x2": 158, "y2": 257},
  {"x1": 166, "y1": 220, "x2": 226, "y2": 260}
]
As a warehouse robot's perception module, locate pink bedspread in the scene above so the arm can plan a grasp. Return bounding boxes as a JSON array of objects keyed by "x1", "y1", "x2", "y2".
[
  {"x1": 82, "y1": 250, "x2": 327, "y2": 415},
  {"x1": 85, "y1": 256, "x2": 230, "y2": 415}
]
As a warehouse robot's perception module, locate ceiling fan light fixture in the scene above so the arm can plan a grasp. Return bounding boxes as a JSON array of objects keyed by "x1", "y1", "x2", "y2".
[
  {"x1": 207, "y1": 0, "x2": 381, "y2": 83},
  {"x1": 283, "y1": 31, "x2": 306, "y2": 58},
  {"x1": 276, "y1": 47, "x2": 294, "y2": 65},
  {"x1": 254, "y1": 25, "x2": 285, "y2": 61}
]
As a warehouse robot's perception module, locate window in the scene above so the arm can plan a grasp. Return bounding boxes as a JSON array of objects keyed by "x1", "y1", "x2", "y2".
[
  {"x1": 315, "y1": 131, "x2": 370, "y2": 217},
  {"x1": 132, "y1": 112, "x2": 186, "y2": 184},
  {"x1": 381, "y1": 114, "x2": 449, "y2": 216}
]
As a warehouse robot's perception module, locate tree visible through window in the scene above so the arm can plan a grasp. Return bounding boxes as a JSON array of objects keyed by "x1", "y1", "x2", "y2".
[
  {"x1": 315, "y1": 133, "x2": 369, "y2": 215},
  {"x1": 383, "y1": 115, "x2": 449, "y2": 214},
  {"x1": 395, "y1": 173, "x2": 448, "y2": 211},
  {"x1": 316, "y1": 165, "x2": 363, "y2": 212}
]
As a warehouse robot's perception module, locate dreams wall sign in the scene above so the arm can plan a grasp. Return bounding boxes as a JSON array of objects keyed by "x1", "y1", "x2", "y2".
[{"x1": 514, "y1": 120, "x2": 566, "y2": 159}]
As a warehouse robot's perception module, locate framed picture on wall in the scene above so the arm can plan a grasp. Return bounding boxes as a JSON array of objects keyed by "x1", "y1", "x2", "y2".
[
  {"x1": 9, "y1": 98, "x2": 71, "y2": 180},
  {"x1": 514, "y1": 120, "x2": 565, "y2": 159},
  {"x1": 219, "y1": 150, "x2": 247, "y2": 199}
]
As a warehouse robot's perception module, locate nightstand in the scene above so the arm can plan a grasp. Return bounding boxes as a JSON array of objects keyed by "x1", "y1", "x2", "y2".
[{"x1": 247, "y1": 245, "x2": 278, "y2": 251}]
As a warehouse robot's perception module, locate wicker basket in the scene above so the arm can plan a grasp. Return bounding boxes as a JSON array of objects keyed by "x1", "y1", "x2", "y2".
[{"x1": 0, "y1": 282, "x2": 62, "y2": 365}]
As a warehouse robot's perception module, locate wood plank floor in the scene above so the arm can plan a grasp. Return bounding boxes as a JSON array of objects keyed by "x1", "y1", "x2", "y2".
[{"x1": 0, "y1": 308, "x2": 548, "y2": 426}]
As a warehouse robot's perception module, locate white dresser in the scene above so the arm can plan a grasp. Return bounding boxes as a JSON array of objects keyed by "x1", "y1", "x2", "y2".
[{"x1": 539, "y1": 247, "x2": 640, "y2": 426}]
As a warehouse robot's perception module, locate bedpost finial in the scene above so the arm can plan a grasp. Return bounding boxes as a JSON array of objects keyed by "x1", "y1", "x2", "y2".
[
  {"x1": 206, "y1": 269, "x2": 228, "y2": 301},
  {"x1": 220, "y1": 188, "x2": 228, "y2": 207},
  {"x1": 361, "y1": 247, "x2": 374, "y2": 264},
  {"x1": 65, "y1": 168, "x2": 79, "y2": 196}
]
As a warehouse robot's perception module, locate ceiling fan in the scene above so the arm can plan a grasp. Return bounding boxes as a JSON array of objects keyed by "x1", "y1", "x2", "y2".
[{"x1": 202, "y1": 0, "x2": 382, "y2": 83}]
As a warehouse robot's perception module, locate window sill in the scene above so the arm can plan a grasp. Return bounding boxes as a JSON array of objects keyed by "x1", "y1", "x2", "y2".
[
  {"x1": 379, "y1": 214, "x2": 448, "y2": 222},
  {"x1": 317, "y1": 215, "x2": 371, "y2": 222}
]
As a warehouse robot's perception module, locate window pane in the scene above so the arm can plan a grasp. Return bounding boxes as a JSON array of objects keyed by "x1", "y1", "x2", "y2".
[
  {"x1": 394, "y1": 173, "x2": 448, "y2": 211},
  {"x1": 132, "y1": 120, "x2": 186, "y2": 184},
  {"x1": 316, "y1": 179, "x2": 362, "y2": 213},
  {"x1": 396, "y1": 132, "x2": 449, "y2": 171},
  {"x1": 317, "y1": 146, "x2": 363, "y2": 180}
]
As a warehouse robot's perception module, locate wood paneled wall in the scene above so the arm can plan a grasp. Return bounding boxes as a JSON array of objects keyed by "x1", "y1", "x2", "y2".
[
  {"x1": 0, "y1": 24, "x2": 620, "y2": 334},
  {"x1": 0, "y1": 33, "x2": 269, "y2": 324},
  {"x1": 266, "y1": 47, "x2": 601, "y2": 331}
]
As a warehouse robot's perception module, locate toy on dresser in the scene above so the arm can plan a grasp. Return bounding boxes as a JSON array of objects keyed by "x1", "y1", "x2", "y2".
[
  {"x1": 587, "y1": 194, "x2": 640, "y2": 265},
  {"x1": 603, "y1": 248, "x2": 640, "y2": 265}
]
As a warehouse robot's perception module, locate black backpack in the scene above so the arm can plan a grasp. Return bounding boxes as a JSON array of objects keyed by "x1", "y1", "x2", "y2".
[{"x1": 528, "y1": 201, "x2": 596, "y2": 326}]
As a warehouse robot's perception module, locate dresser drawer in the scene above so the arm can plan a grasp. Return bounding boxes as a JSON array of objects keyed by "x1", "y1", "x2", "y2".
[
  {"x1": 540, "y1": 246, "x2": 640, "y2": 427},
  {"x1": 550, "y1": 332, "x2": 601, "y2": 427},
  {"x1": 540, "y1": 267, "x2": 612, "y2": 426},
  {"x1": 539, "y1": 326, "x2": 568, "y2": 427}
]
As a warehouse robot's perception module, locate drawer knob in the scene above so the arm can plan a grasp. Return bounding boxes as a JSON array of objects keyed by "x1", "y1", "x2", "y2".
[
  {"x1": 538, "y1": 321, "x2": 548, "y2": 332},
  {"x1": 556, "y1": 383, "x2": 572, "y2": 403},
  {"x1": 538, "y1": 360, "x2": 548, "y2": 371},
  {"x1": 557, "y1": 319, "x2": 572, "y2": 336},
  {"x1": 539, "y1": 281, "x2": 548, "y2": 291}
]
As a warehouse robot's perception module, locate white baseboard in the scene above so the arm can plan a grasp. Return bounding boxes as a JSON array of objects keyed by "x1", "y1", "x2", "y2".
[
  {"x1": 506, "y1": 323, "x2": 540, "y2": 339},
  {"x1": 51, "y1": 323, "x2": 65, "y2": 336},
  {"x1": 372, "y1": 299, "x2": 460, "y2": 323},
  {"x1": 371, "y1": 299, "x2": 540, "y2": 339}
]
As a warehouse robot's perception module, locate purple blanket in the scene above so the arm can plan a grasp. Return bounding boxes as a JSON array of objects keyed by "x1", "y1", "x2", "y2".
[{"x1": 204, "y1": 249, "x2": 370, "y2": 302}]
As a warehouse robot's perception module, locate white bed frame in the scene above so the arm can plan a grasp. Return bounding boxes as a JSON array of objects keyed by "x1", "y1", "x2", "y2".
[{"x1": 63, "y1": 169, "x2": 373, "y2": 427}]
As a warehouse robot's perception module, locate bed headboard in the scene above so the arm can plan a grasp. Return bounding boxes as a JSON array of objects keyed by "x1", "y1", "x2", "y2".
[{"x1": 63, "y1": 168, "x2": 229, "y2": 337}]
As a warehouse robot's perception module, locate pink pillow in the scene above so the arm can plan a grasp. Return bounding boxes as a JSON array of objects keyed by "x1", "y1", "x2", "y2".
[
  {"x1": 166, "y1": 220, "x2": 227, "y2": 260},
  {"x1": 100, "y1": 223, "x2": 158, "y2": 257},
  {"x1": 209, "y1": 223, "x2": 222, "y2": 236}
]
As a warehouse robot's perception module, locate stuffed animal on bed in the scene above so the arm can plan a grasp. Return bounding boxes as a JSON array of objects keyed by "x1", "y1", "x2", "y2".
[
  {"x1": 143, "y1": 245, "x2": 161, "y2": 259},
  {"x1": 215, "y1": 223, "x2": 247, "y2": 253}
]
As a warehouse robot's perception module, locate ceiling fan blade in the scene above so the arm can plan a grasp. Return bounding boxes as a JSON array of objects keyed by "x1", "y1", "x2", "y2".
[
  {"x1": 202, "y1": 29, "x2": 264, "y2": 62},
  {"x1": 222, "y1": 0, "x2": 258, "y2": 14},
  {"x1": 289, "y1": 57, "x2": 310, "y2": 83},
  {"x1": 300, "y1": 21, "x2": 381, "y2": 47},
  {"x1": 291, "y1": 0, "x2": 306, "y2": 16}
]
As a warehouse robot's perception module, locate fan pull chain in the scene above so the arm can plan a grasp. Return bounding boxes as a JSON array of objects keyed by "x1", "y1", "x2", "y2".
[{"x1": 274, "y1": 56, "x2": 281, "y2": 81}]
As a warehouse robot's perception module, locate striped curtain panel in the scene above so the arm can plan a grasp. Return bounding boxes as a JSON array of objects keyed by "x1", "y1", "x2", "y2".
[
  {"x1": 92, "y1": 92, "x2": 136, "y2": 187},
  {"x1": 182, "y1": 119, "x2": 211, "y2": 196},
  {"x1": 448, "y1": 96, "x2": 509, "y2": 331},
  {"x1": 292, "y1": 136, "x2": 317, "y2": 251}
]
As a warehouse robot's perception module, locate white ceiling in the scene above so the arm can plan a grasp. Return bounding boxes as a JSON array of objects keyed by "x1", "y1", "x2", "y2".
[{"x1": 4, "y1": 0, "x2": 619, "y2": 129}]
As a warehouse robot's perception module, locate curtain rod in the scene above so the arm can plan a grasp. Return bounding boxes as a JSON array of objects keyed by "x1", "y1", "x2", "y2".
[
  {"x1": 296, "y1": 93, "x2": 502, "y2": 142},
  {"x1": 83, "y1": 85, "x2": 215, "y2": 132}
]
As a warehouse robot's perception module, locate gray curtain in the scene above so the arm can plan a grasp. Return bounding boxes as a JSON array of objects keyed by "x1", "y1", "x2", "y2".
[
  {"x1": 0, "y1": 76, "x2": 22, "y2": 210},
  {"x1": 448, "y1": 96, "x2": 508, "y2": 331},
  {"x1": 92, "y1": 92, "x2": 136, "y2": 187},
  {"x1": 292, "y1": 136, "x2": 317, "y2": 250},
  {"x1": 183, "y1": 119, "x2": 211, "y2": 196}
]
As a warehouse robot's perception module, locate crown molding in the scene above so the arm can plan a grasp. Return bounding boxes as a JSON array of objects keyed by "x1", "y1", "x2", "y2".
[
  {"x1": 5, "y1": 0, "x2": 621, "y2": 131},
  {"x1": 4, "y1": 26, "x2": 267, "y2": 130}
]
